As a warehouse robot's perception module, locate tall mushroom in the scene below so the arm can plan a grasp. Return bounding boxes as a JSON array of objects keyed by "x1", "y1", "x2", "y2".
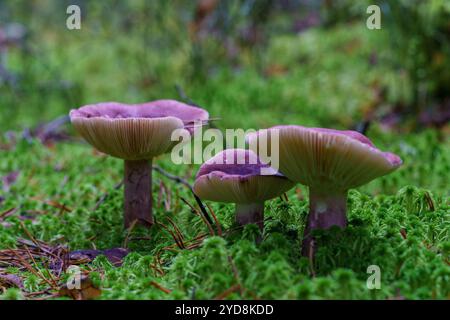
[
  {"x1": 193, "y1": 149, "x2": 295, "y2": 233},
  {"x1": 70, "y1": 100, "x2": 208, "y2": 228},
  {"x1": 247, "y1": 126, "x2": 402, "y2": 255}
]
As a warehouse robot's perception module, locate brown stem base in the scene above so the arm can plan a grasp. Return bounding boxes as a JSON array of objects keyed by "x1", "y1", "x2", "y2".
[
  {"x1": 301, "y1": 190, "x2": 348, "y2": 257},
  {"x1": 124, "y1": 159, "x2": 153, "y2": 229},
  {"x1": 236, "y1": 203, "x2": 264, "y2": 242}
]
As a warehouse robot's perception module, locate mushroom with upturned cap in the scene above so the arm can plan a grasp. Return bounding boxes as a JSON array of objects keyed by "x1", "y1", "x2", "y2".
[
  {"x1": 247, "y1": 126, "x2": 402, "y2": 256},
  {"x1": 193, "y1": 149, "x2": 295, "y2": 234},
  {"x1": 70, "y1": 100, "x2": 208, "y2": 228}
]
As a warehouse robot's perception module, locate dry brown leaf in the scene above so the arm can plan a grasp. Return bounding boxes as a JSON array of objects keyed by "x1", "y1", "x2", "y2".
[
  {"x1": 58, "y1": 275, "x2": 101, "y2": 300},
  {"x1": 67, "y1": 248, "x2": 129, "y2": 267},
  {"x1": 0, "y1": 273, "x2": 24, "y2": 289}
]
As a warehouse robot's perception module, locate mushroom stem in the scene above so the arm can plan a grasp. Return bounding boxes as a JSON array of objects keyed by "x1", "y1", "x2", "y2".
[
  {"x1": 301, "y1": 189, "x2": 348, "y2": 257},
  {"x1": 124, "y1": 159, "x2": 154, "y2": 229},
  {"x1": 235, "y1": 203, "x2": 264, "y2": 232}
]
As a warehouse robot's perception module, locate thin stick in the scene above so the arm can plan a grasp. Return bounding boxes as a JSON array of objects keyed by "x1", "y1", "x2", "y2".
[
  {"x1": 214, "y1": 284, "x2": 241, "y2": 300},
  {"x1": 180, "y1": 197, "x2": 198, "y2": 215},
  {"x1": 227, "y1": 255, "x2": 244, "y2": 296},
  {"x1": 206, "y1": 203, "x2": 222, "y2": 237},
  {"x1": 166, "y1": 216, "x2": 185, "y2": 241},
  {"x1": 23, "y1": 245, "x2": 58, "y2": 289},
  {"x1": 149, "y1": 281, "x2": 172, "y2": 294},
  {"x1": 156, "y1": 222, "x2": 185, "y2": 249},
  {"x1": 9, "y1": 250, "x2": 56, "y2": 289},
  {"x1": 18, "y1": 222, "x2": 42, "y2": 250},
  {"x1": 152, "y1": 165, "x2": 214, "y2": 225}
]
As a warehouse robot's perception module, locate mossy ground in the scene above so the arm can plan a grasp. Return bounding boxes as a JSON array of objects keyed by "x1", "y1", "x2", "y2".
[{"x1": 0, "y1": 3, "x2": 449, "y2": 299}]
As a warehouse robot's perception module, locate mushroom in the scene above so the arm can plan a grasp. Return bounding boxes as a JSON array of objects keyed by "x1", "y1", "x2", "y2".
[
  {"x1": 193, "y1": 149, "x2": 295, "y2": 233},
  {"x1": 247, "y1": 126, "x2": 402, "y2": 255},
  {"x1": 69, "y1": 100, "x2": 208, "y2": 228}
]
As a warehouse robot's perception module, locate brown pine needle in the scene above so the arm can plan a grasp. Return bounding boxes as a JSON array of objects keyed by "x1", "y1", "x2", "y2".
[
  {"x1": 206, "y1": 203, "x2": 222, "y2": 236},
  {"x1": 166, "y1": 216, "x2": 185, "y2": 241},
  {"x1": 156, "y1": 221, "x2": 185, "y2": 249},
  {"x1": 214, "y1": 284, "x2": 241, "y2": 300},
  {"x1": 149, "y1": 281, "x2": 172, "y2": 294}
]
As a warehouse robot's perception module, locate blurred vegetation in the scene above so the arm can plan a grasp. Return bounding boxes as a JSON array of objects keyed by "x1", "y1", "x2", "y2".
[
  {"x1": 323, "y1": 0, "x2": 450, "y2": 126},
  {"x1": 1, "y1": 0, "x2": 448, "y2": 129},
  {"x1": 0, "y1": 0, "x2": 448, "y2": 300}
]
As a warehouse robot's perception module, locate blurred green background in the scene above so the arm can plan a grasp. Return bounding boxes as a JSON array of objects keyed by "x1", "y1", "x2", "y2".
[{"x1": 1, "y1": 0, "x2": 449, "y2": 130}]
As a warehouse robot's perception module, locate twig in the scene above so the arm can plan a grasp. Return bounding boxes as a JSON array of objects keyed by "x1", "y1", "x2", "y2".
[
  {"x1": 227, "y1": 255, "x2": 244, "y2": 296},
  {"x1": 0, "y1": 207, "x2": 17, "y2": 221},
  {"x1": 166, "y1": 216, "x2": 185, "y2": 241},
  {"x1": 152, "y1": 165, "x2": 191, "y2": 189},
  {"x1": 206, "y1": 203, "x2": 222, "y2": 237},
  {"x1": 23, "y1": 245, "x2": 58, "y2": 289},
  {"x1": 180, "y1": 197, "x2": 199, "y2": 216},
  {"x1": 9, "y1": 250, "x2": 56, "y2": 290},
  {"x1": 214, "y1": 284, "x2": 241, "y2": 300},
  {"x1": 156, "y1": 222, "x2": 185, "y2": 249},
  {"x1": 152, "y1": 165, "x2": 214, "y2": 225},
  {"x1": 19, "y1": 221, "x2": 39, "y2": 247}
]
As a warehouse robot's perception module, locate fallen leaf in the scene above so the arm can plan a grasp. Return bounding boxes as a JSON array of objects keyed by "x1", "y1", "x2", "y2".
[
  {"x1": 0, "y1": 273, "x2": 24, "y2": 289},
  {"x1": 58, "y1": 275, "x2": 101, "y2": 300},
  {"x1": 67, "y1": 248, "x2": 129, "y2": 267}
]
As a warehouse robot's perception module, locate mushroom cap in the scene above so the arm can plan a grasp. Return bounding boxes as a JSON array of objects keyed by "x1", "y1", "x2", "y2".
[
  {"x1": 69, "y1": 100, "x2": 209, "y2": 160},
  {"x1": 193, "y1": 149, "x2": 295, "y2": 204},
  {"x1": 247, "y1": 125, "x2": 402, "y2": 192}
]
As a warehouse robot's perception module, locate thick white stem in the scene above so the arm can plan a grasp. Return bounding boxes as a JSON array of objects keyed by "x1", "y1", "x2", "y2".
[{"x1": 302, "y1": 189, "x2": 348, "y2": 257}]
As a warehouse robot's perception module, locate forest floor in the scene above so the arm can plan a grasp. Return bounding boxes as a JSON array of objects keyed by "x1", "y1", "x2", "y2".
[{"x1": 0, "y1": 19, "x2": 448, "y2": 299}]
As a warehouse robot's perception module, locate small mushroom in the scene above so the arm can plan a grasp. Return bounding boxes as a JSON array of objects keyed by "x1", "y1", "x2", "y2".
[
  {"x1": 193, "y1": 149, "x2": 295, "y2": 234},
  {"x1": 247, "y1": 126, "x2": 402, "y2": 255},
  {"x1": 70, "y1": 100, "x2": 208, "y2": 228}
]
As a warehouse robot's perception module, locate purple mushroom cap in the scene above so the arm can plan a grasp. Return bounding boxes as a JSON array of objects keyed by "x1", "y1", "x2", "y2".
[
  {"x1": 247, "y1": 125, "x2": 402, "y2": 192},
  {"x1": 70, "y1": 100, "x2": 209, "y2": 134},
  {"x1": 193, "y1": 149, "x2": 295, "y2": 204},
  {"x1": 196, "y1": 148, "x2": 284, "y2": 180},
  {"x1": 69, "y1": 100, "x2": 209, "y2": 160}
]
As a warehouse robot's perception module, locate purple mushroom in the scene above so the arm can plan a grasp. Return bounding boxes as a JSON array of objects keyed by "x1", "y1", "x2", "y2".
[
  {"x1": 70, "y1": 100, "x2": 208, "y2": 229},
  {"x1": 247, "y1": 125, "x2": 402, "y2": 256},
  {"x1": 193, "y1": 149, "x2": 295, "y2": 233}
]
